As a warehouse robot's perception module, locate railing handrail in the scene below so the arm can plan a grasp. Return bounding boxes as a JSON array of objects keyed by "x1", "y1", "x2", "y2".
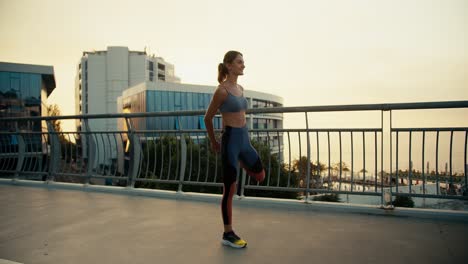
[{"x1": 1, "y1": 100, "x2": 467, "y2": 122}]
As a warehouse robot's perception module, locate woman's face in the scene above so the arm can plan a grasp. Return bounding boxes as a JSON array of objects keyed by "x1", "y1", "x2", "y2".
[{"x1": 228, "y1": 54, "x2": 245, "y2": 76}]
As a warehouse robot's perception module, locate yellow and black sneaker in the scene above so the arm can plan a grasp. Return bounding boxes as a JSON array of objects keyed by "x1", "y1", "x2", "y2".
[{"x1": 222, "y1": 231, "x2": 247, "y2": 248}]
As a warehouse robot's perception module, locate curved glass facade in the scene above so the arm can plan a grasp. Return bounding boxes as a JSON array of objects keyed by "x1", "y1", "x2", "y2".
[
  {"x1": 122, "y1": 90, "x2": 223, "y2": 130},
  {"x1": 0, "y1": 72, "x2": 42, "y2": 131}
]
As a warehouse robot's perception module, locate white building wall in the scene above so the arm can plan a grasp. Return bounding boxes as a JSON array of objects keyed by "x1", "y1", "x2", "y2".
[{"x1": 129, "y1": 54, "x2": 146, "y2": 87}]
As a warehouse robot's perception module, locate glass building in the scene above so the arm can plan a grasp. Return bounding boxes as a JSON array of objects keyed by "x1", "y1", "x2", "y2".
[
  {"x1": 117, "y1": 81, "x2": 284, "y2": 156},
  {"x1": 0, "y1": 62, "x2": 56, "y2": 132}
]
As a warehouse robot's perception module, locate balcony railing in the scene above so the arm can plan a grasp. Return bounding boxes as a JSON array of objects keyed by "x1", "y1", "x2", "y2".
[{"x1": 1, "y1": 100, "x2": 467, "y2": 206}]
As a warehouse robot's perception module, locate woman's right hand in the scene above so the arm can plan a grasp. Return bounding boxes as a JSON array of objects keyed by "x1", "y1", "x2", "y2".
[{"x1": 211, "y1": 140, "x2": 221, "y2": 153}]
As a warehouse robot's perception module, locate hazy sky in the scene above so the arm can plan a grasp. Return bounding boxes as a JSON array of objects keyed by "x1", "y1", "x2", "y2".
[{"x1": 1, "y1": 0, "x2": 467, "y2": 121}]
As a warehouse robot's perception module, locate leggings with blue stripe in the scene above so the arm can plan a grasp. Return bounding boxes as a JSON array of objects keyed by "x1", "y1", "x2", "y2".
[{"x1": 221, "y1": 126, "x2": 263, "y2": 225}]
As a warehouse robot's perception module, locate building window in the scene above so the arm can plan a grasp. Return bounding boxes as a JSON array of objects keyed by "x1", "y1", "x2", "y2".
[
  {"x1": 147, "y1": 61, "x2": 154, "y2": 71},
  {"x1": 147, "y1": 61, "x2": 155, "y2": 81}
]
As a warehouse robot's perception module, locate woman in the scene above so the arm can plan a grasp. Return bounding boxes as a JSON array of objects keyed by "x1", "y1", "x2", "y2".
[{"x1": 204, "y1": 51, "x2": 266, "y2": 248}]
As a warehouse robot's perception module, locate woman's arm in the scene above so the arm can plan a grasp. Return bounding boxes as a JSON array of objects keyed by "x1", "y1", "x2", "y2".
[{"x1": 204, "y1": 87, "x2": 226, "y2": 152}]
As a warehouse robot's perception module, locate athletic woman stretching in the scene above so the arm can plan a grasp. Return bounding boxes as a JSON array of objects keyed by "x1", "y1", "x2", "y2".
[{"x1": 204, "y1": 51, "x2": 266, "y2": 248}]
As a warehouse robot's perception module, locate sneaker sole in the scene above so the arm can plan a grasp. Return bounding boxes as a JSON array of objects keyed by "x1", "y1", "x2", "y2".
[{"x1": 222, "y1": 239, "x2": 247, "y2": 248}]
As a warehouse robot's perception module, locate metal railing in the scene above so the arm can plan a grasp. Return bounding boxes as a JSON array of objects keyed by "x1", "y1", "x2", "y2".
[{"x1": 1, "y1": 100, "x2": 467, "y2": 206}]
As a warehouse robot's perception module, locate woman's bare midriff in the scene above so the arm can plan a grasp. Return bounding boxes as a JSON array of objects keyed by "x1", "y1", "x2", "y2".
[{"x1": 222, "y1": 112, "x2": 246, "y2": 128}]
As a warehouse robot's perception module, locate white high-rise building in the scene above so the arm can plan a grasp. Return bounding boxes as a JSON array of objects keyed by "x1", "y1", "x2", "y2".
[{"x1": 75, "y1": 46, "x2": 180, "y2": 132}]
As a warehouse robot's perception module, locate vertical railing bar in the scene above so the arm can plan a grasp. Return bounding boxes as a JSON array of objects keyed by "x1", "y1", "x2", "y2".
[
  {"x1": 95, "y1": 133, "x2": 102, "y2": 175},
  {"x1": 213, "y1": 134, "x2": 218, "y2": 183},
  {"x1": 39, "y1": 134, "x2": 45, "y2": 173},
  {"x1": 351, "y1": 132, "x2": 354, "y2": 192},
  {"x1": 29, "y1": 135, "x2": 37, "y2": 173},
  {"x1": 35, "y1": 133, "x2": 42, "y2": 173},
  {"x1": 316, "y1": 131, "x2": 320, "y2": 190},
  {"x1": 339, "y1": 131, "x2": 342, "y2": 191},
  {"x1": 327, "y1": 131, "x2": 331, "y2": 191},
  {"x1": 39, "y1": 133, "x2": 47, "y2": 173},
  {"x1": 101, "y1": 133, "x2": 109, "y2": 175},
  {"x1": 256, "y1": 130, "x2": 260, "y2": 186},
  {"x1": 67, "y1": 134, "x2": 73, "y2": 173},
  {"x1": 76, "y1": 132, "x2": 82, "y2": 175},
  {"x1": 118, "y1": 133, "x2": 125, "y2": 178},
  {"x1": 24, "y1": 135, "x2": 33, "y2": 173},
  {"x1": 287, "y1": 131, "x2": 291, "y2": 187},
  {"x1": 150, "y1": 132, "x2": 156, "y2": 179},
  {"x1": 422, "y1": 131, "x2": 426, "y2": 194},
  {"x1": 5, "y1": 133, "x2": 11, "y2": 170},
  {"x1": 20, "y1": 134, "x2": 27, "y2": 173},
  {"x1": 22, "y1": 134, "x2": 30, "y2": 173},
  {"x1": 396, "y1": 131, "x2": 399, "y2": 193},
  {"x1": 298, "y1": 131, "x2": 302, "y2": 183},
  {"x1": 62, "y1": 131, "x2": 69, "y2": 173},
  {"x1": 0, "y1": 136, "x2": 5, "y2": 171},
  {"x1": 4, "y1": 134, "x2": 10, "y2": 171},
  {"x1": 205, "y1": 133, "x2": 209, "y2": 182},
  {"x1": 99, "y1": 133, "x2": 106, "y2": 176},
  {"x1": 32, "y1": 134, "x2": 40, "y2": 172},
  {"x1": 167, "y1": 133, "x2": 173, "y2": 180},
  {"x1": 105, "y1": 133, "x2": 111, "y2": 176},
  {"x1": 21, "y1": 134, "x2": 30, "y2": 173},
  {"x1": 374, "y1": 131, "x2": 378, "y2": 192},
  {"x1": 188, "y1": 133, "x2": 193, "y2": 181},
  {"x1": 196, "y1": 133, "x2": 201, "y2": 182},
  {"x1": 111, "y1": 133, "x2": 119, "y2": 177},
  {"x1": 33, "y1": 134, "x2": 40, "y2": 172},
  {"x1": 7, "y1": 122, "x2": 18, "y2": 172},
  {"x1": 409, "y1": 131, "x2": 412, "y2": 194},
  {"x1": 137, "y1": 131, "x2": 144, "y2": 180},
  {"x1": 276, "y1": 130, "x2": 281, "y2": 187},
  {"x1": 5, "y1": 134, "x2": 12, "y2": 171},
  {"x1": 465, "y1": 130, "x2": 467, "y2": 190},
  {"x1": 159, "y1": 134, "x2": 164, "y2": 180},
  {"x1": 266, "y1": 131, "x2": 271, "y2": 186},
  {"x1": 90, "y1": 132, "x2": 99, "y2": 176},
  {"x1": 386, "y1": 110, "x2": 390, "y2": 204},
  {"x1": 175, "y1": 131, "x2": 181, "y2": 181},
  {"x1": 449, "y1": 130, "x2": 454, "y2": 191},
  {"x1": 362, "y1": 131, "x2": 366, "y2": 192},
  {"x1": 305, "y1": 112, "x2": 311, "y2": 200},
  {"x1": 436, "y1": 131, "x2": 440, "y2": 195},
  {"x1": 73, "y1": 133, "x2": 81, "y2": 175}
]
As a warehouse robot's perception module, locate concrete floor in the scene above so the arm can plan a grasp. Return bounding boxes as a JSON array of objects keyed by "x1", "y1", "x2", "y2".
[{"x1": 0, "y1": 184, "x2": 467, "y2": 264}]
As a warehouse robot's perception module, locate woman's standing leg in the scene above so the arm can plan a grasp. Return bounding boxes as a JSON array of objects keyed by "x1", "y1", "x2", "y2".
[
  {"x1": 221, "y1": 180, "x2": 237, "y2": 232},
  {"x1": 220, "y1": 127, "x2": 247, "y2": 248}
]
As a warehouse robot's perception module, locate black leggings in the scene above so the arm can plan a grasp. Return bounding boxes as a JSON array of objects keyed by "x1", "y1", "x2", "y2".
[{"x1": 221, "y1": 126, "x2": 263, "y2": 225}]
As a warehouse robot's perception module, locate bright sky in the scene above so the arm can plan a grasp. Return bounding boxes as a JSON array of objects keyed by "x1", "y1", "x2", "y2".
[
  {"x1": 1, "y1": 0, "x2": 467, "y2": 171},
  {"x1": 1, "y1": 0, "x2": 467, "y2": 120}
]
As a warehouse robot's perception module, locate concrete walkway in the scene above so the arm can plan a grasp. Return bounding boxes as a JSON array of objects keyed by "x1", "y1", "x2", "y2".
[{"x1": 1, "y1": 184, "x2": 467, "y2": 264}]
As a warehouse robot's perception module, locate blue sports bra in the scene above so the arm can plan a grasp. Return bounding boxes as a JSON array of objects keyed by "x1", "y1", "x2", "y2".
[{"x1": 219, "y1": 87, "x2": 248, "y2": 113}]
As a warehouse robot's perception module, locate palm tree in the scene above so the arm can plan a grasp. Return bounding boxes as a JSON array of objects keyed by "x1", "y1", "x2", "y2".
[{"x1": 292, "y1": 156, "x2": 326, "y2": 188}]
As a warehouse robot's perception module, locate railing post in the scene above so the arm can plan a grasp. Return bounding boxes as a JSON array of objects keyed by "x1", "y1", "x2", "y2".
[
  {"x1": 83, "y1": 119, "x2": 94, "y2": 185},
  {"x1": 238, "y1": 169, "x2": 246, "y2": 198},
  {"x1": 46, "y1": 120, "x2": 61, "y2": 182},
  {"x1": 125, "y1": 117, "x2": 141, "y2": 188},
  {"x1": 14, "y1": 128, "x2": 25, "y2": 180},
  {"x1": 305, "y1": 112, "x2": 311, "y2": 202},
  {"x1": 381, "y1": 110, "x2": 393, "y2": 208},
  {"x1": 178, "y1": 133, "x2": 187, "y2": 193}
]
